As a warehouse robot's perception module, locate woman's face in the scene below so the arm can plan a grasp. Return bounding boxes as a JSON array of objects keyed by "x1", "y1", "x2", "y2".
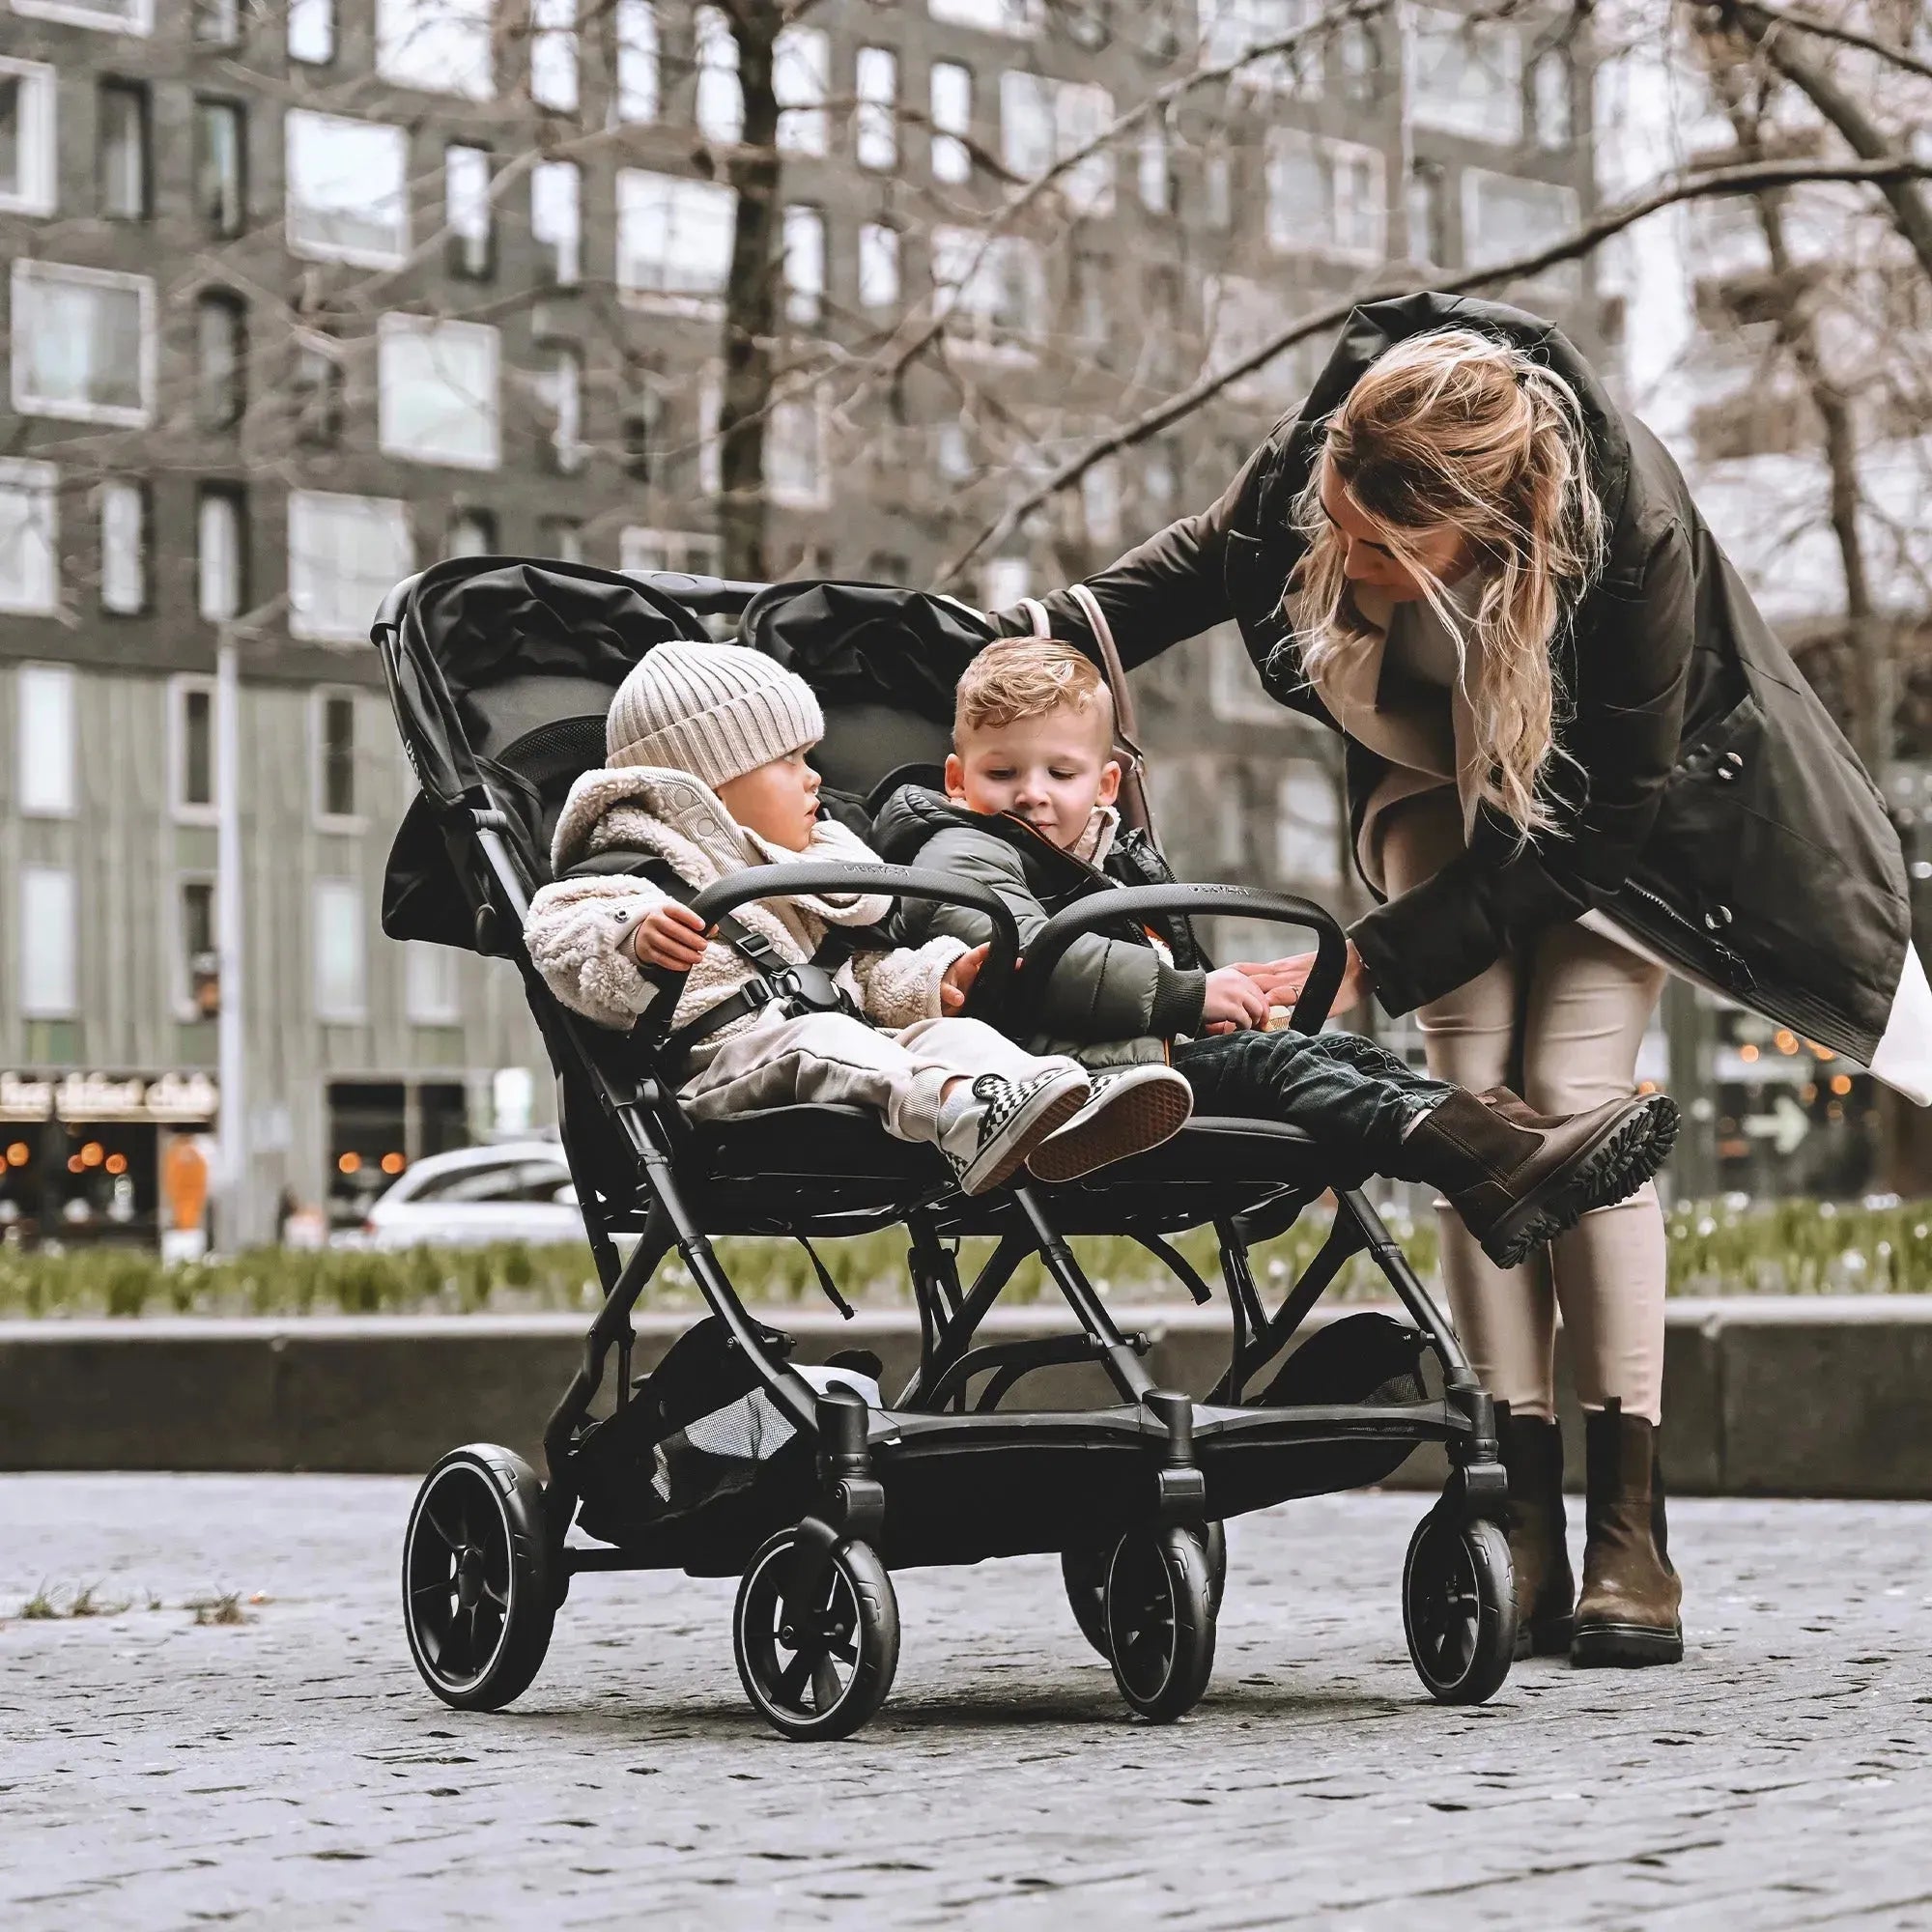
[{"x1": 1318, "y1": 463, "x2": 1473, "y2": 604}]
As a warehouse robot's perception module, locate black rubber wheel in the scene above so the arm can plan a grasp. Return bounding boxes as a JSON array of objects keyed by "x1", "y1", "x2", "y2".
[
  {"x1": 734, "y1": 1531, "x2": 899, "y2": 1742},
  {"x1": 1065, "y1": 1520, "x2": 1225, "y2": 1660},
  {"x1": 1403, "y1": 1511, "x2": 1517, "y2": 1705},
  {"x1": 403, "y1": 1446, "x2": 554, "y2": 1712},
  {"x1": 1104, "y1": 1526, "x2": 1217, "y2": 1722}
]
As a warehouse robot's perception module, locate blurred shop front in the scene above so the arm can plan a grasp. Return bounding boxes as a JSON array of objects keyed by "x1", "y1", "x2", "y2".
[{"x1": 0, "y1": 1070, "x2": 219, "y2": 1249}]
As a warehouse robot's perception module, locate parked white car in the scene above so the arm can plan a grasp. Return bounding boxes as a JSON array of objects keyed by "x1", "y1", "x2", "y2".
[{"x1": 338, "y1": 1143, "x2": 582, "y2": 1250}]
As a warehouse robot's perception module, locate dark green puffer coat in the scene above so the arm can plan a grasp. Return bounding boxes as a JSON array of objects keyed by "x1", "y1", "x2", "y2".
[{"x1": 870, "y1": 785, "x2": 1207, "y2": 1067}]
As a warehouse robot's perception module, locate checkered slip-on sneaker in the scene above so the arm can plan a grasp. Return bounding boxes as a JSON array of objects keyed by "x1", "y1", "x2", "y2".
[
  {"x1": 1025, "y1": 1064, "x2": 1195, "y2": 1184},
  {"x1": 941, "y1": 1065, "x2": 1093, "y2": 1197}
]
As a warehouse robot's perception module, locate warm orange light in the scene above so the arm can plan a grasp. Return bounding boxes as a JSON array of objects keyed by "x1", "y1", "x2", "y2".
[
  {"x1": 67, "y1": 1155, "x2": 84, "y2": 1174},
  {"x1": 1803, "y1": 1084, "x2": 1818, "y2": 1103},
  {"x1": 4, "y1": 1142, "x2": 27, "y2": 1167},
  {"x1": 1739, "y1": 1043, "x2": 1759, "y2": 1063},
  {"x1": 80, "y1": 1142, "x2": 104, "y2": 1167},
  {"x1": 104, "y1": 1152, "x2": 128, "y2": 1176},
  {"x1": 380, "y1": 1151, "x2": 406, "y2": 1176},
  {"x1": 1775, "y1": 1031, "x2": 1799, "y2": 1055},
  {"x1": 338, "y1": 1151, "x2": 362, "y2": 1175},
  {"x1": 1830, "y1": 1074, "x2": 1853, "y2": 1096},
  {"x1": 1636, "y1": 1080, "x2": 1657, "y2": 1094}
]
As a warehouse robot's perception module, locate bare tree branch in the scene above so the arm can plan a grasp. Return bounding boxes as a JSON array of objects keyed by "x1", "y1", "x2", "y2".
[
  {"x1": 938, "y1": 153, "x2": 1932, "y2": 587},
  {"x1": 1731, "y1": 0, "x2": 1932, "y2": 85}
]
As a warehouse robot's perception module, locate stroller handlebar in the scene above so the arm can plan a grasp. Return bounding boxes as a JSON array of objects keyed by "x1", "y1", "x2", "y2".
[
  {"x1": 1017, "y1": 884, "x2": 1350, "y2": 1038},
  {"x1": 624, "y1": 569, "x2": 767, "y2": 615}
]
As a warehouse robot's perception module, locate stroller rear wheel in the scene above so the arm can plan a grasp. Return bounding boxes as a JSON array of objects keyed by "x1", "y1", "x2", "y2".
[
  {"x1": 403, "y1": 1446, "x2": 554, "y2": 1711},
  {"x1": 734, "y1": 1530, "x2": 899, "y2": 1742},
  {"x1": 1064, "y1": 1521, "x2": 1226, "y2": 1661},
  {"x1": 1402, "y1": 1511, "x2": 1516, "y2": 1705},
  {"x1": 1103, "y1": 1526, "x2": 1217, "y2": 1722}
]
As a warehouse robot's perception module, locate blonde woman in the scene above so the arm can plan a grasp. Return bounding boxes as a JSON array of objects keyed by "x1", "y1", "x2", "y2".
[{"x1": 1007, "y1": 294, "x2": 1929, "y2": 1668}]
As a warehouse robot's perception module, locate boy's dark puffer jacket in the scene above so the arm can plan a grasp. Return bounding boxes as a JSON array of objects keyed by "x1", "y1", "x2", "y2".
[{"x1": 870, "y1": 784, "x2": 1208, "y2": 1067}]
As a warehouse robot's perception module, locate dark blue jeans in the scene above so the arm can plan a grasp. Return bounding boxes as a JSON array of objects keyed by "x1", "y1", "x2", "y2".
[{"x1": 1172, "y1": 1028, "x2": 1459, "y2": 1180}]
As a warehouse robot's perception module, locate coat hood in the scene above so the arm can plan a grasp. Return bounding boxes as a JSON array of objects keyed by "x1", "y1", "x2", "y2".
[{"x1": 871, "y1": 783, "x2": 1119, "y2": 879}]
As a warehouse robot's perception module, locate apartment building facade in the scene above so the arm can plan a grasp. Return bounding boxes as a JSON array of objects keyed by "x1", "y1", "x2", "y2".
[{"x1": 0, "y1": 0, "x2": 1601, "y2": 1244}]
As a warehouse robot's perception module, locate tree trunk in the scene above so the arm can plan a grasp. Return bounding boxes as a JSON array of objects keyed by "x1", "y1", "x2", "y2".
[{"x1": 719, "y1": 0, "x2": 783, "y2": 583}]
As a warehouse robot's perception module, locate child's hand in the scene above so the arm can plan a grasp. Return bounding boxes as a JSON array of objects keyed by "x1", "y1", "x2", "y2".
[
  {"x1": 940, "y1": 944, "x2": 990, "y2": 1012},
  {"x1": 1202, "y1": 965, "x2": 1271, "y2": 1033},
  {"x1": 1233, "y1": 946, "x2": 1368, "y2": 1016},
  {"x1": 630, "y1": 902, "x2": 708, "y2": 971}
]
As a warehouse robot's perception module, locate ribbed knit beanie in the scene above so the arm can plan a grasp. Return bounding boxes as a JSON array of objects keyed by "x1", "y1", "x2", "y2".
[{"x1": 606, "y1": 641, "x2": 824, "y2": 790}]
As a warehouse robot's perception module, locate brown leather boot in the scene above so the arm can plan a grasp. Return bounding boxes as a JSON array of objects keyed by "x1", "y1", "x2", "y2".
[
  {"x1": 1496, "y1": 1404, "x2": 1576, "y2": 1658},
  {"x1": 1394, "y1": 1086, "x2": 1679, "y2": 1269},
  {"x1": 1571, "y1": 1400, "x2": 1683, "y2": 1667}
]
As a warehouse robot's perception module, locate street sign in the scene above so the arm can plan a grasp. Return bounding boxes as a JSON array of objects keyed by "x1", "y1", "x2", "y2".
[{"x1": 1744, "y1": 1093, "x2": 1810, "y2": 1156}]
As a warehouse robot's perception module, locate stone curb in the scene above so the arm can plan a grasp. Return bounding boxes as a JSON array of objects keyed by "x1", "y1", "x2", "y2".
[{"x1": 3, "y1": 1298, "x2": 1929, "y2": 1496}]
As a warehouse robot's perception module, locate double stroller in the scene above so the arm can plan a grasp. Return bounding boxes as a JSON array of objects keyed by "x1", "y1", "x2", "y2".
[{"x1": 377, "y1": 557, "x2": 1519, "y2": 1740}]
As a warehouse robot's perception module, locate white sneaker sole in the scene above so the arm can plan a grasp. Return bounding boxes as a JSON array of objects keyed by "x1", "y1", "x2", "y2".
[
  {"x1": 956, "y1": 1071, "x2": 1093, "y2": 1197},
  {"x1": 1026, "y1": 1068, "x2": 1194, "y2": 1184}
]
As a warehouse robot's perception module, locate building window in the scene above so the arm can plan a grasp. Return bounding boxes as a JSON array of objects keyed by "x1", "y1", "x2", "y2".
[
  {"x1": 1340, "y1": 20, "x2": 1381, "y2": 101},
  {"x1": 194, "y1": 99, "x2": 245, "y2": 238},
  {"x1": 14, "y1": 0, "x2": 151, "y2": 36},
  {"x1": 377, "y1": 315, "x2": 500, "y2": 470},
  {"x1": 622, "y1": 368, "x2": 663, "y2": 480},
  {"x1": 377, "y1": 0, "x2": 494, "y2": 101},
  {"x1": 775, "y1": 25, "x2": 829, "y2": 156},
  {"x1": 768, "y1": 391, "x2": 827, "y2": 509},
  {"x1": 616, "y1": 169, "x2": 736, "y2": 310},
  {"x1": 12, "y1": 262, "x2": 153, "y2": 427},
  {"x1": 97, "y1": 80, "x2": 149, "y2": 219},
  {"x1": 0, "y1": 58, "x2": 58, "y2": 217},
  {"x1": 316, "y1": 691, "x2": 358, "y2": 823},
  {"x1": 288, "y1": 490, "x2": 414, "y2": 643},
  {"x1": 288, "y1": 0, "x2": 334, "y2": 63},
  {"x1": 16, "y1": 664, "x2": 75, "y2": 816},
  {"x1": 531, "y1": 159, "x2": 581, "y2": 286},
  {"x1": 446, "y1": 508, "x2": 497, "y2": 557},
  {"x1": 406, "y1": 944, "x2": 461, "y2": 1024},
  {"x1": 930, "y1": 63, "x2": 973, "y2": 185},
  {"x1": 530, "y1": 0, "x2": 579, "y2": 113},
  {"x1": 980, "y1": 557, "x2": 1031, "y2": 610},
  {"x1": 177, "y1": 875, "x2": 219, "y2": 1020},
  {"x1": 1081, "y1": 458, "x2": 1122, "y2": 550},
  {"x1": 196, "y1": 486, "x2": 245, "y2": 622},
  {"x1": 1204, "y1": 275, "x2": 1326, "y2": 409},
  {"x1": 293, "y1": 331, "x2": 345, "y2": 446},
  {"x1": 855, "y1": 46, "x2": 895, "y2": 170},
  {"x1": 20, "y1": 867, "x2": 77, "y2": 1021},
  {"x1": 783, "y1": 205, "x2": 825, "y2": 327},
  {"x1": 614, "y1": 0, "x2": 658, "y2": 122},
  {"x1": 540, "y1": 516, "x2": 583, "y2": 563},
  {"x1": 1203, "y1": 136, "x2": 1234, "y2": 229},
  {"x1": 1137, "y1": 121, "x2": 1172, "y2": 214},
  {"x1": 1264, "y1": 128, "x2": 1386, "y2": 261},
  {"x1": 536, "y1": 347, "x2": 584, "y2": 471},
  {"x1": 620, "y1": 527, "x2": 722, "y2": 577},
  {"x1": 313, "y1": 879, "x2": 367, "y2": 1024},
  {"x1": 1199, "y1": 0, "x2": 1319, "y2": 91},
  {"x1": 0, "y1": 457, "x2": 59, "y2": 614},
  {"x1": 1463, "y1": 166, "x2": 1580, "y2": 289},
  {"x1": 1407, "y1": 158, "x2": 1450, "y2": 266},
  {"x1": 285, "y1": 110, "x2": 409, "y2": 268},
  {"x1": 1531, "y1": 49, "x2": 1573, "y2": 150},
  {"x1": 858, "y1": 222, "x2": 899, "y2": 311},
  {"x1": 929, "y1": 0, "x2": 1039, "y2": 38},
  {"x1": 999, "y1": 71, "x2": 1113, "y2": 216},
  {"x1": 697, "y1": 370, "x2": 722, "y2": 496},
  {"x1": 1277, "y1": 758, "x2": 1342, "y2": 886},
  {"x1": 193, "y1": 0, "x2": 240, "y2": 44},
  {"x1": 695, "y1": 7, "x2": 742, "y2": 144},
  {"x1": 445, "y1": 144, "x2": 494, "y2": 278},
  {"x1": 196, "y1": 293, "x2": 246, "y2": 431},
  {"x1": 1406, "y1": 3, "x2": 1522, "y2": 144},
  {"x1": 171, "y1": 675, "x2": 217, "y2": 816},
  {"x1": 99, "y1": 478, "x2": 147, "y2": 614},
  {"x1": 932, "y1": 227, "x2": 1047, "y2": 358}
]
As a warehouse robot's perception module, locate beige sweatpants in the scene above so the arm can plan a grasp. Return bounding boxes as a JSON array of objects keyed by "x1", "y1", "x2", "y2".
[
  {"x1": 1381, "y1": 792, "x2": 1669, "y2": 1424},
  {"x1": 680, "y1": 1007, "x2": 1065, "y2": 1149}
]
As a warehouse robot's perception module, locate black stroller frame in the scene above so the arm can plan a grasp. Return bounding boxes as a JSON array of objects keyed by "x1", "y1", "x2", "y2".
[{"x1": 378, "y1": 557, "x2": 1519, "y2": 1740}]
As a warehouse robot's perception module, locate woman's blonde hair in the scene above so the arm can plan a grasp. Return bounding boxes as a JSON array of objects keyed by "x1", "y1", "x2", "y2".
[{"x1": 1289, "y1": 328, "x2": 1607, "y2": 838}]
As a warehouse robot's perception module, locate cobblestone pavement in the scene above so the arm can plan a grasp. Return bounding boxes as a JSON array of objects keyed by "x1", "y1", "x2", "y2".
[{"x1": 2, "y1": 1476, "x2": 1928, "y2": 1931}]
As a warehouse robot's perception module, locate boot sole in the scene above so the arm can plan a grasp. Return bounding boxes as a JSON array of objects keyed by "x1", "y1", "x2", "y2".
[
  {"x1": 1026, "y1": 1076, "x2": 1194, "y2": 1183},
  {"x1": 1515, "y1": 1613, "x2": 1575, "y2": 1660},
  {"x1": 957, "y1": 1080, "x2": 1092, "y2": 1197},
  {"x1": 1570, "y1": 1619, "x2": 1685, "y2": 1667},
  {"x1": 1483, "y1": 1095, "x2": 1681, "y2": 1269}
]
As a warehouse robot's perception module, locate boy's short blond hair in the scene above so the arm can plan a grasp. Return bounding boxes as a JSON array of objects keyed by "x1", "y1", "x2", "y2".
[{"x1": 955, "y1": 637, "x2": 1115, "y2": 745}]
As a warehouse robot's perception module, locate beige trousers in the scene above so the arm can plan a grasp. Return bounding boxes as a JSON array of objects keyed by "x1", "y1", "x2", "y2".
[{"x1": 1381, "y1": 792, "x2": 1670, "y2": 1424}]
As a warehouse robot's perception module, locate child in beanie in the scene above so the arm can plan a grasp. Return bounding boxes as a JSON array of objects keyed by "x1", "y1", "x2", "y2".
[{"x1": 523, "y1": 640, "x2": 1188, "y2": 1194}]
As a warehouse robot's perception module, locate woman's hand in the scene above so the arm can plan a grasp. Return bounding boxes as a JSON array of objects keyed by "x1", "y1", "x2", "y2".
[
  {"x1": 1202, "y1": 964, "x2": 1272, "y2": 1034},
  {"x1": 630, "y1": 901, "x2": 708, "y2": 972},
  {"x1": 941, "y1": 944, "x2": 990, "y2": 1012},
  {"x1": 1233, "y1": 943, "x2": 1371, "y2": 1017}
]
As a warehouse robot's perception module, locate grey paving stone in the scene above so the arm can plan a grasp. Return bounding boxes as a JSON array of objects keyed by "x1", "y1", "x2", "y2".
[{"x1": 2, "y1": 1477, "x2": 1928, "y2": 1931}]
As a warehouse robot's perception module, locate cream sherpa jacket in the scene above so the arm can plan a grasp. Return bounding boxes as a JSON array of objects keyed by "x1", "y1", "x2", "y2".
[{"x1": 525, "y1": 765, "x2": 969, "y2": 1038}]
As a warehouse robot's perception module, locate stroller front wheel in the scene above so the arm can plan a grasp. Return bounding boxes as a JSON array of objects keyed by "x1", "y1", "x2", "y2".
[
  {"x1": 1103, "y1": 1526, "x2": 1217, "y2": 1722},
  {"x1": 1402, "y1": 1511, "x2": 1517, "y2": 1705},
  {"x1": 1064, "y1": 1520, "x2": 1226, "y2": 1661},
  {"x1": 402, "y1": 1445, "x2": 554, "y2": 1712},
  {"x1": 734, "y1": 1530, "x2": 900, "y2": 1742}
]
